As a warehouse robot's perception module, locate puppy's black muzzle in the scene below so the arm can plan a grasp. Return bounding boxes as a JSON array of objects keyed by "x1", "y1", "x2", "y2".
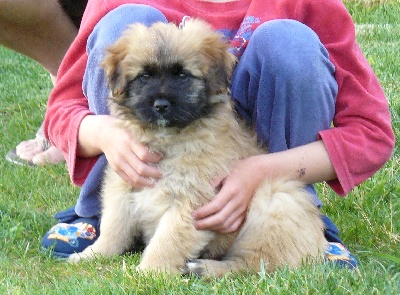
[{"x1": 153, "y1": 98, "x2": 171, "y2": 114}]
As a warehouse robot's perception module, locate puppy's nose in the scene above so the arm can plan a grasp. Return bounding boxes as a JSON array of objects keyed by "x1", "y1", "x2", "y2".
[{"x1": 154, "y1": 99, "x2": 171, "y2": 113}]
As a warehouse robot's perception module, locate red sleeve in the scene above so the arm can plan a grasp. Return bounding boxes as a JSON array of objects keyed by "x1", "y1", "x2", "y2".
[
  {"x1": 43, "y1": 1, "x2": 109, "y2": 186},
  {"x1": 42, "y1": 0, "x2": 168, "y2": 185},
  {"x1": 294, "y1": 0, "x2": 395, "y2": 195}
]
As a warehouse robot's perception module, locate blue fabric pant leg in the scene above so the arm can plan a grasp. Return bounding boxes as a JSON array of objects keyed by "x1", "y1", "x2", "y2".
[
  {"x1": 74, "y1": 4, "x2": 168, "y2": 218},
  {"x1": 230, "y1": 20, "x2": 342, "y2": 243}
]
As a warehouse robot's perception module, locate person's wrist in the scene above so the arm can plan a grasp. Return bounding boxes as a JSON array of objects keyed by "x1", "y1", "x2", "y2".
[
  {"x1": 95, "y1": 115, "x2": 115, "y2": 154},
  {"x1": 78, "y1": 115, "x2": 113, "y2": 157},
  {"x1": 251, "y1": 153, "x2": 288, "y2": 181}
]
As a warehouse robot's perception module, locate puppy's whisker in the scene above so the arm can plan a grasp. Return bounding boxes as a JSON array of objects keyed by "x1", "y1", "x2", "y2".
[{"x1": 176, "y1": 109, "x2": 196, "y2": 119}]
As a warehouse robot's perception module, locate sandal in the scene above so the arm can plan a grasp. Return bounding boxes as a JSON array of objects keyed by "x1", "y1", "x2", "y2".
[
  {"x1": 5, "y1": 124, "x2": 64, "y2": 166},
  {"x1": 6, "y1": 137, "x2": 51, "y2": 166}
]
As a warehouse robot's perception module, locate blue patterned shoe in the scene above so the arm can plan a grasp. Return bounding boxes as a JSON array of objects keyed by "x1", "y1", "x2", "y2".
[
  {"x1": 42, "y1": 208, "x2": 99, "y2": 258},
  {"x1": 325, "y1": 242, "x2": 358, "y2": 269}
]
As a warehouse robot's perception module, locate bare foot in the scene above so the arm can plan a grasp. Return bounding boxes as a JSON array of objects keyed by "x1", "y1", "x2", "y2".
[
  {"x1": 15, "y1": 137, "x2": 48, "y2": 162},
  {"x1": 14, "y1": 137, "x2": 64, "y2": 165},
  {"x1": 32, "y1": 145, "x2": 65, "y2": 165}
]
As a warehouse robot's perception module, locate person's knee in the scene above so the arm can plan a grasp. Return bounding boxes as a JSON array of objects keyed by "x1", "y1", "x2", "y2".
[
  {"x1": 233, "y1": 19, "x2": 337, "y2": 139},
  {"x1": 250, "y1": 19, "x2": 333, "y2": 82},
  {"x1": 100, "y1": 4, "x2": 167, "y2": 28},
  {"x1": 86, "y1": 4, "x2": 168, "y2": 74},
  {"x1": 89, "y1": 4, "x2": 167, "y2": 51}
]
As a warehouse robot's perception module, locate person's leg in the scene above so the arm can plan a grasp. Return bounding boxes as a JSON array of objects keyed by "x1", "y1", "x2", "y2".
[
  {"x1": 58, "y1": 0, "x2": 88, "y2": 29},
  {"x1": 1, "y1": 0, "x2": 82, "y2": 165},
  {"x1": 231, "y1": 19, "x2": 357, "y2": 268},
  {"x1": 0, "y1": 0, "x2": 78, "y2": 75},
  {"x1": 232, "y1": 19, "x2": 336, "y2": 206},
  {"x1": 42, "y1": 4, "x2": 168, "y2": 257}
]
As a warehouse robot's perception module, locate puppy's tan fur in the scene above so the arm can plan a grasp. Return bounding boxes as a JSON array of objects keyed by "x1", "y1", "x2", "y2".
[{"x1": 69, "y1": 19, "x2": 327, "y2": 277}]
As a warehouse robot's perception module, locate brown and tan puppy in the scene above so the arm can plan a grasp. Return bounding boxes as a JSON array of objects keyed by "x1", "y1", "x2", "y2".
[{"x1": 68, "y1": 19, "x2": 327, "y2": 277}]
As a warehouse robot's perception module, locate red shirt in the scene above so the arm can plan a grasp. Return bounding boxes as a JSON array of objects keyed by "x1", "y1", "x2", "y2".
[{"x1": 44, "y1": 0, "x2": 395, "y2": 196}]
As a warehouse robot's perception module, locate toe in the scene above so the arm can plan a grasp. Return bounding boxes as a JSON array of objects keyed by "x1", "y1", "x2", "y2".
[{"x1": 32, "y1": 146, "x2": 64, "y2": 165}]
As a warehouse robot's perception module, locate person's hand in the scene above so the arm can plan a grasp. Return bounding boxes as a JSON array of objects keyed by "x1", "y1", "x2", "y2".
[
  {"x1": 100, "y1": 119, "x2": 162, "y2": 188},
  {"x1": 91, "y1": 116, "x2": 162, "y2": 189},
  {"x1": 103, "y1": 124, "x2": 162, "y2": 188},
  {"x1": 191, "y1": 155, "x2": 266, "y2": 233},
  {"x1": 190, "y1": 140, "x2": 338, "y2": 233}
]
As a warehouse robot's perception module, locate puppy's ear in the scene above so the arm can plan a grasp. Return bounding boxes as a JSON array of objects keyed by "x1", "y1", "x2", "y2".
[
  {"x1": 191, "y1": 20, "x2": 237, "y2": 95},
  {"x1": 182, "y1": 19, "x2": 236, "y2": 95},
  {"x1": 101, "y1": 39, "x2": 129, "y2": 97},
  {"x1": 204, "y1": 36, "x2": 237, "y2": 95}
]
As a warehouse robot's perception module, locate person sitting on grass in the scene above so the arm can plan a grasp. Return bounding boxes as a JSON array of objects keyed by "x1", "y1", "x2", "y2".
[{"x1": 12, "y1": 0, "x2": 395, "y2": 269}]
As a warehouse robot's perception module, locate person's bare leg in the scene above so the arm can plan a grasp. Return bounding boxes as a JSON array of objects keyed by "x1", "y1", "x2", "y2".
[
  {"x1": 1, "y1": 0, "x2": 78, "y2": 164},
  {"x1": 0, "y1": 0, "x2": 77, "y2": 75}
]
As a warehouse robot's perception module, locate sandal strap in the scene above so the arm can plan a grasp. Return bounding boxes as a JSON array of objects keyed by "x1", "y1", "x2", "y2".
[{"x1": 42, "y1": 138, "x2": 51, "y2": 151}]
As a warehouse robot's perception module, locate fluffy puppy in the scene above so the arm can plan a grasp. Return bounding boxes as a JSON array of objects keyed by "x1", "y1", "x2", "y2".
[{"x1": 69, "y1": 19, "x2": 327, "y2": 277}]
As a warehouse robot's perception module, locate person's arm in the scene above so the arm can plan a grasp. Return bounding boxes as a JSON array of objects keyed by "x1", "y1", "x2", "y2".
[
  {"x1": 192, "y1": 140, "x2": 335, "y2": 233},
  {"x1": 296, "y1": 0, "x2": 395, "y2": 195}
]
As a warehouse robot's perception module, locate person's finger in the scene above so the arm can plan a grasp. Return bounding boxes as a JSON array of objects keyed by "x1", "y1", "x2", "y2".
[
  {"x1": 210, "y1": 174, "x2": 224, "y2": 188},
  {"x1": 191, "y1": 195, "x2": 225, "y2": 221},
  {"x1": 192, "y1": 180, "x2": 239, "y2": 222},
  {"x1": 114, "y1": 160, "x2": 156, "y2": 189},
  {"x1": 218, "y1": 216, "x2": 244, "y2": 234},
  {"x1": 131, "y1": 141, "x2": 162, "y2": 163},
  {"x1": 124, "y1": 151, "x2": 162, "y2": 179},
  {"x1": 194, "y1": 201, "x2": 244, "y2": 232}
]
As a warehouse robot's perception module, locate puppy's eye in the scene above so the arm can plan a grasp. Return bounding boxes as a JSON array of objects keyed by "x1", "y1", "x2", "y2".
[
  {"x1": 175, "y1": 71, "x2": 191, "y2": 81},
  {"x1": 138, "y1": 72, "x2": 151, "y2": 82},
  {"x1": 178, "y1": 72, "x2": 188, "y2": 79}
]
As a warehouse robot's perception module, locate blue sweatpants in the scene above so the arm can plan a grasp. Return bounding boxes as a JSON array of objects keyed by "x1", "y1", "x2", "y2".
[{"x1": 73, "y1": 4, "x2": 342, "y2": 244}]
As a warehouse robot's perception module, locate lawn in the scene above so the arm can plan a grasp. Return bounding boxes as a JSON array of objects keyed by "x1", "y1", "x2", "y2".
[{"x1": 0, "y1": 1, "x2": 399, "y2": 294}]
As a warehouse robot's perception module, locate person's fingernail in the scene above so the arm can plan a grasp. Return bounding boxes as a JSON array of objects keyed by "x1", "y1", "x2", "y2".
[
  {"x1": 149, "y1": 149, "x2": 162, "y2": 157},
  {"x1": 147, "y1": 178, "x2": 157, "y2": 187}
]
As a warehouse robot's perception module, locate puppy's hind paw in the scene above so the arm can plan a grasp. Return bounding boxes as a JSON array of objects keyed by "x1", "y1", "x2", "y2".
[{"x1": 184, "y1": 259, "x2": 205, "y2": 276}]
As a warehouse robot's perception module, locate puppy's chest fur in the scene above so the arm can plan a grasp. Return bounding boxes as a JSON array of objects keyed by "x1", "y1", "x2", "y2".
[{"x1": 103, "y1": 101, "x2": 262, "y2": 239}]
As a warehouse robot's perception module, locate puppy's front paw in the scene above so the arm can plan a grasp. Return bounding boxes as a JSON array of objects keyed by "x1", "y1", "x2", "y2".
[
  {"x1": 136, "y1": 262, "x2": 160, "y2": 274},
  {"x1": 68, "y1": 251, "x2": 92, "y2": 263},
  {"x1": 136, "y1": 262, "x2": 161, "y2": 273},
  {"x1": 68, "y1": 252, "x2": 83, "y2": 263},
  {"x1": 137, "y1": 261, "x2": 182, "y2": 275}
]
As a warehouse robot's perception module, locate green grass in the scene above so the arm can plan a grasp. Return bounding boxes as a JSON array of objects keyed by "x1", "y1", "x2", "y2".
[{"x1": 0, "y1": 2, "x2": 399, "y2": 294}]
